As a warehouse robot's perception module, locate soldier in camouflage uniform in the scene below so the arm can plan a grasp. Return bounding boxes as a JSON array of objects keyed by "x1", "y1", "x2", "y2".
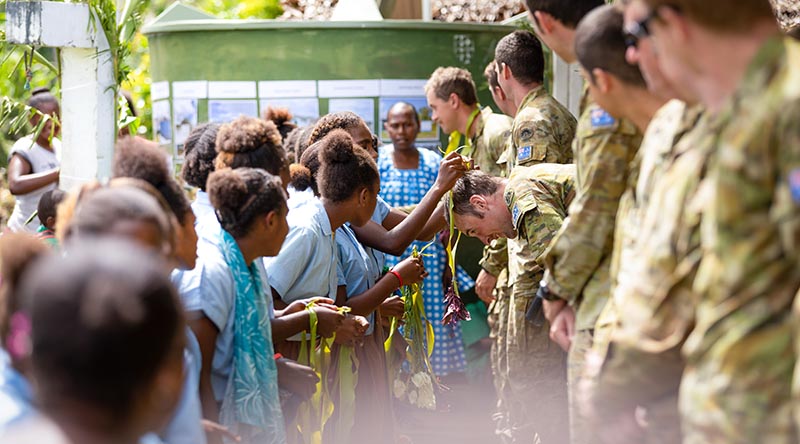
[
  {"x1": 449, "y1": 165, "x2": 576, "y2": 443},
  {"x1": 521, "y1": 1, "x2": 643, "y2": 443},
  {"x1": 625, "y1": 0, "x2": 800, "y2": 442}
]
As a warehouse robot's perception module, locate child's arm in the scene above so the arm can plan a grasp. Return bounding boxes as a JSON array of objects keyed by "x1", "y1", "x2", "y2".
[{"x1": 344, "y1": 256, "x2": 426, "y2": 316}]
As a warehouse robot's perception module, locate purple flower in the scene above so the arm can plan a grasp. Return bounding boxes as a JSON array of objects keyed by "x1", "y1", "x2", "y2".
[{"x1": 442, "y1": 285, "x2": 471, "y2": 326}]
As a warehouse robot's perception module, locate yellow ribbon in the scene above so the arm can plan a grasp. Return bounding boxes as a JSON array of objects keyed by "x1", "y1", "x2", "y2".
[{"x1": 445, "y1": 107, "x2": 481, "y2": 156}]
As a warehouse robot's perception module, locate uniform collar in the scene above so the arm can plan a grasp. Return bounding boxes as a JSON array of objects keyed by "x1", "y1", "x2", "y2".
[
  {"x1": 311, "y1": 198, "x2": 334, "y2": 236},
  {"x1": 516, "y1": 86, "x2": 546, "y2": 117}
]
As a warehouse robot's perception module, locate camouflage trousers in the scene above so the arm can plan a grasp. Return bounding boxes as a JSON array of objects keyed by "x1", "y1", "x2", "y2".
[
  {"x1": 567, "y1": 329, "x2": 593, "y2": 444},
  {"x1": 680, "y1": 321, "x2": 796, "y2": 444},
  {"x1": 490, "y1": 283, "x2": 512, "y2": 441},
  {"x1": 501, "y1": 289, "x2": 569, "y2": 444}
]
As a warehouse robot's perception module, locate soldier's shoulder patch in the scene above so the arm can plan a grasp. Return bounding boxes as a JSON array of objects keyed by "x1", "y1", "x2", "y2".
[
  {"x1": 789, "y1": 169, "x2": 800, "y2": 204},
  {"x1": 517, "y1": 145, "x2": 532, "y2": 162},
  {"x1": 512, "y1": 203, "x2": 521, "y2": 226},
  {"x1": 590, "y1": 108, "x2": 616, "y2": 129},
  {"x1": 520, "y1": 127, "x2": 533, "y2": 141}
]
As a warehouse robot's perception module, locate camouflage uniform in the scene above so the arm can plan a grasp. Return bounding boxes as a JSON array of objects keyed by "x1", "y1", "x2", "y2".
[
  {"x1": 506, "y1": 86, "x2": 576, "y2": 170},
  {"x1": 481, "y1": 88, "x2": 575, "y2": 442},
  {"x1": 468, "y1": 106, "x2": 512, "y2": 177},
  {"x1": 681, "y1": 37, "x2": 800, "y2": 444},
  {"x1": 503, "y1": 163, "x2": 576, "y2": 444},
  {"x1": 540, "y1": 95, "x2": 642, "y2": 444},
  {"x1": 585, "y1": 100, "x2": 705, "y2": 444}
]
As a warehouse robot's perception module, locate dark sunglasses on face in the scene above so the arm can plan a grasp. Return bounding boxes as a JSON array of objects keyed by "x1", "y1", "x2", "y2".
[{"x1": 623, "y1": 9, "x2": 657, "y2": 48}]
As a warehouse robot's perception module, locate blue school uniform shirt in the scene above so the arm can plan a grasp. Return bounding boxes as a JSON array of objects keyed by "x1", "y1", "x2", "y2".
[
  {"x1": 264, "y1": 198, "x2": 338, "y2": 325},
  {"x1": 0, "y1": 349, "x2": 33, "y2": 433},
  {"x1": 178, "y1": 238, "x2": 276, "y2": 401},
  {"x1": 335, "y1": 224, "x2": 382, "y2": 335}
]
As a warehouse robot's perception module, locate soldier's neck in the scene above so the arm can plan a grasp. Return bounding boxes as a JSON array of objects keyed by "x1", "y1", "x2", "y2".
[{"x1": 620, "y1": 87, "x2": 668, "y2": 132}]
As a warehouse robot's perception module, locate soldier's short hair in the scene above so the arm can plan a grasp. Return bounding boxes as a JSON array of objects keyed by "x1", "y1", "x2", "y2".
[
  {"x1": 524, "y1": 0, "x2": 604, "y2": 28},
  {"x1": 450, "y1": 170, "x2": 500, "y2": 218},
  {"x1": 484, "y1": 60, "x2": 501, "y2": 91},
  {"x1": 425, "y1": 67, "x2": 479, "y2": 106},
  {"x1": 495, "y1": 31, "x2": 545, "y2": 85},
  {"x1": 643, "y1": 0, "x2": 775, "y2": 32},
  {"x1": 576, "y1": 5, "x2": 646, "y2": 88}
]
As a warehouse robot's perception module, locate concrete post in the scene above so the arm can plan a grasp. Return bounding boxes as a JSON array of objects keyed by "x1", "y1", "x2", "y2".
[
  {"x1": 6, "y1": 1, "x2": 116, "y2": 191},
  {"x1": 552, "y1": 53, "x2": 583, "y2": 118}
]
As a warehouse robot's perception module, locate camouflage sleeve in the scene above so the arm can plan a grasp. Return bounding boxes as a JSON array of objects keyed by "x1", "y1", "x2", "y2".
[
  {"x1": 511, "y1": 206, "x2": 565, "y2": 298},
  {"x1": 513, "y1": 114, "x2": 562, "y2": 167},
  {"x1": 542, "y1": 123, "x2": 639, "y2": 305},
  {"x1": 480, "y1": 238, "x2": 508, "y2": 277}
]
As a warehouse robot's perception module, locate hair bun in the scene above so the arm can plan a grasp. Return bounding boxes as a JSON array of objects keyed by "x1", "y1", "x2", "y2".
[
  {"x1": 319, "y1": 129, "x2": 358, "y2": 165},
  {"x1": 264, "y1": 107, "x2": 294, "y2": 127},
  {"x1": 216, "y1": 116, "x2": 281, "y2": 155},
  {"x1": 207, "y1": 169, "x2": 248, "y2": 212}
]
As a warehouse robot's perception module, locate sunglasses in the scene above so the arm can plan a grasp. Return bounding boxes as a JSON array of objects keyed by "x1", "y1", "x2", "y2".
[{"x1": 623, "y1": 9, "x2": 657, "y2": 48}]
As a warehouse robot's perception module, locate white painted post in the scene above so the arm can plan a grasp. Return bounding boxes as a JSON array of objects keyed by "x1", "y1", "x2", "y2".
[
  {"x1": 551, "y1": 53, "x2": 583, "y2": 118},
  {"x1": 6, "y1": 1, "x2": 116, "y2": 191}
]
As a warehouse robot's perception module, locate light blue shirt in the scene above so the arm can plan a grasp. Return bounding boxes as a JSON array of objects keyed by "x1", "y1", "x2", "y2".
[
  {"x1": 191, "y1": 191, "x2": 214, "y2": 222},
  {"x1": 287, "y1": 185, "x2": 316, "y2": 211},
  {"x1": 0, "y1": 349, "x2": 33, "y2": 433},
  {"x1": 178, "y1": 238, "x2": 275, "y2": 401},
  {"x1": 363, "y1": 196, "x2": 391, "y2": 275},
  {"x1": 265, "y1": 198, "x2": 338, "y2": 312},
  {"x1": 159, "y1": 325, "x2": 206, "y2": 444},
  {"x1": 335, "y1": 225, "x2": 381, "y2": 335}
]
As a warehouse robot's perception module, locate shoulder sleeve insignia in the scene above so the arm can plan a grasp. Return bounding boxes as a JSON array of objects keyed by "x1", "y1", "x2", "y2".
[
  {"x1": 590, "y1": 108, "x2": 616, "y2": 129},
  {"x1": 789, "y1": 169, "x2": 800, "y2": 204},
  {"x1": 517, "y1": 145, "x2": 532, "y2": 162}
]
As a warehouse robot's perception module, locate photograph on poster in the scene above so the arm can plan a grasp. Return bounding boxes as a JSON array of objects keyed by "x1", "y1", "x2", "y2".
[
  {"x1": 208, "y1": 100, "x2": 258, "y2": 123},
  {"x1": 173, "y1": 99, "x2": 198, "y2": 154},
  {"x1": 378, "y1": 97, "x2": 439, "y2": 142},
  {"x1": 152, "y1": 100, "x2": 171, "y2": 144},
  {"x1": 328, "y1": 98, "x2": 376, "y2": 132},
  {"x1": 260, "y1": 98, "x2": 320, "y2": 127}
]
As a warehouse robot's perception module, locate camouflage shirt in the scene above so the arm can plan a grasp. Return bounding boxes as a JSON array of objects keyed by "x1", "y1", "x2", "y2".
[
  {"x1": 468, "y1": 106, "x2": 512, "y2": 178},
  {"x1": 541, "y1": 99, "x2": 643, "y2": 331},
  {"x1": 507, "y1": 86, "x2": 576, "y2": 170},
  {"x1": 503, "y1": 164, "x2": 576, "y2": 297}
]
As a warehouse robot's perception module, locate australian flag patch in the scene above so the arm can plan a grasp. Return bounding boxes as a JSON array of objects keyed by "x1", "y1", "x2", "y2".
[
  {"x1": 789, "y1": 169, "x2": 800, "y2": 204},
  {"x1": 518, "y1": 145, "x2": 532, "y2": 162},
  {"x1": 590, "y1": 108, "x2": 616, "y2": 129}
]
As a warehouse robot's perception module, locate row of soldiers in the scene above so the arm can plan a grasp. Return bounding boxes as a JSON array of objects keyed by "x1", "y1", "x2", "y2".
[{"x1": 433, "y1": 0, "x2": 800, "y2": 442}]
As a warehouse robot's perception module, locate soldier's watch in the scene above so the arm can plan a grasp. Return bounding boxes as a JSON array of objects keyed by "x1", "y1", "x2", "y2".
[{"x1": 537, "y1": 280, "x2": 559, "y2": 301}]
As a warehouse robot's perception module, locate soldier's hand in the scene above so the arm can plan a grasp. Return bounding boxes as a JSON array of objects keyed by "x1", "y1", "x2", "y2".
[
  {"x1": 475, "y1": 269, "x2": 498, "y2": 304},
  {"x1": 549, "y1": 305, "x2": 575, "y2": 352},
  {"x1": 542, "y1": 298, "x2": 566, "y2": 323}
]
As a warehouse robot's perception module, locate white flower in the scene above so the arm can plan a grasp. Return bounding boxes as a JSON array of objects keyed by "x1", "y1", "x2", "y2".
[
  {"x1": 393, "y1": 379, "x2": 407, "y2": 399},
  {"x1": 411, "y1": 372, "x2": 431, "y2": 388},
  {"x1": 417, "y1": 386, "x2": 436, "y2": 410},
  {"x1": 408, "y1": 389, "x2": 418, "y2": 405}
]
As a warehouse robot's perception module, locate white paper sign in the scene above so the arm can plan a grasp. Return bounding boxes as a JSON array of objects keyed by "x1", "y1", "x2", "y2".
[
  {"x1": 208, "y1": 100, "x2": 258, "y2": 123},
  {"x1": 379, "y1": 79, "x2": 427, "y2": 97},
  {"x1": 259, "y1": 80, "x2": 317, "y2": 98},
  {"x1": 172, "y1": 81, "x2": 208, "y2": 99},
  {"x1": 318, "y1": 80, "x2": 380, "y2": 98},
  {"x1": 208, "y1": 81, "x2": 257, "y2": 99},
  {"x1": 150, "y1": 81, "x2": 169, "y2": 101}
]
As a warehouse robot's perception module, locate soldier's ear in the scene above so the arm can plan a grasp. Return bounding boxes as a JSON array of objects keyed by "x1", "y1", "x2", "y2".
[
  {"x1": 592, "y1": 68, "x2": 613, "y2": 94},
  {"x1": 469, "y1": 195, "x2": 488, "y2": 211},
  {"x1": 448, "y1": 92, "x2": 460, "y2": 109}
]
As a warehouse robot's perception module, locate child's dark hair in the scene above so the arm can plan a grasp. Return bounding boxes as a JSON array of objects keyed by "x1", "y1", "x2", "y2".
[
  {"x1": 215, "y1": 116, "x2": 287, "y2": 176},
  {"x1": 68, "y1": 184, "x2": 173, "y2": 255},
  {"x1": 182, "y1": 122, "x2": 220, "y2": 191},
  {"x1": 27, "y1": 87, "x2": 59, "y2": 111},
  {"x1": 263, "y1": 106, "x2": 298, "y2": 143},
  {"x1": 21, "y1": 239, "x2": 183, "y2": 422},
  {"x1": 308, "y1": 111, "x2": 364, "y2": 145},
  {"x1": 0, "y1": 234, "x2": 50, "y2": 342},
  {"x1": 37, "y1": 189, "x2": 67, "y2": 225},
  {"x1": 284, "y1": 125, "x2": 314, "y2": 164},
  {"x1": 207, "y1": 168, "x2": 286, "y2": 239},
  {"x1": 113, "y1": 136, "x2": 192, "y2": 222},
  {"x1": 290, "y1": 141, "x2": 323, "y2": 195},
  {"x1": 318, "y1": 129, "x2": 379, "y2": 203}
]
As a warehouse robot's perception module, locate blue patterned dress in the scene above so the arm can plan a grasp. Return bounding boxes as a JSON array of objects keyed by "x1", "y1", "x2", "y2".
[{"x1": 378, "y1": 145, "x2": 467, "y2": 376}]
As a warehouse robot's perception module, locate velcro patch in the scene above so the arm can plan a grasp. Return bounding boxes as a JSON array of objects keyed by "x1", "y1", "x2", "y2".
[
  {"x1": 512, "y1": 203, "x2": 521, "y2": 226},
  {"x1": 517, "y1": 146, "x2": 532, "y2": 161},
  {"x1": 789, "y1": 169, "x2": 800, "y2": 204},
  {"x1": 590, "y1": 108, "x2": 616, "y2": 129}
]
